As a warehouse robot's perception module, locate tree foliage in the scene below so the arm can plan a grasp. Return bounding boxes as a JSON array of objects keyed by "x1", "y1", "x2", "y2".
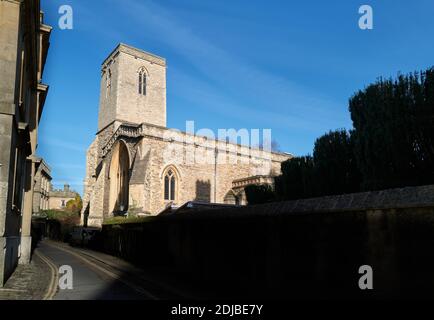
[
  {"x1": 274, "y1": 156, "x2": 316, "y2": 200},
  {"x1": 313, "y1": 129, "x2": 361, "y2": 196},
  {"x1": 350, "y1": 68, "x2": 434, "y2": 190},
  {"x1": 66, "y1": 194, "x2": 83, "y2": 214},
  {"x1": 247, "y1": 67, "x2": 434, "y2": 203},
  {"x1": 272, "y1": 131, "x2": 361, "y2": 201},
  {"x1": 245, "y1": 184, "x2": 276, "y2": 205}
]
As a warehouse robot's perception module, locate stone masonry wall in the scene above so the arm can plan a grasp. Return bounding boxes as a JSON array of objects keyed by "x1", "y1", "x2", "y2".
[
  {"x1": 83, "y1": 122, "x2": 290, "y2": 226},
  {"x1": 0, "y1": 0, "x2": 21, "y2": 286},
  {"x1": 97, "y1": 44, "x2": 166, "y2": 131},
  {"x1": 116, "y1": 47, "x2": 166, "y2": 127},
  {"x1": 84, "y1": 43, "x2": 289, "y2": 227}
]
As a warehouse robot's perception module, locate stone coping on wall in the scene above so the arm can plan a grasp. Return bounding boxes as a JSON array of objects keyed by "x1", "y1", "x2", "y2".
[{"x1": 157, "y1": 184, "x2": 434, "y2": 220}]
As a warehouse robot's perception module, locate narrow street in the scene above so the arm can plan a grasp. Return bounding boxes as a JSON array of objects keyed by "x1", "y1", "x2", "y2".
[{"x1": 36, "y1": 240, "x2": 158, "y2": 300}]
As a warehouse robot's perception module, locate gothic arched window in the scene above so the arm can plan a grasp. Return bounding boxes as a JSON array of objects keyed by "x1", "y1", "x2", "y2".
[
  {"x1": 138, "y1": 69, "x2": 146, "y2": 96},
  {"x1": 164, "y1": 169, "x2": 177, "y2": 201}
]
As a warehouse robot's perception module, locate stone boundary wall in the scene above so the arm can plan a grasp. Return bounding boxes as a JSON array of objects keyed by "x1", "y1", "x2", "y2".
[
  {"x1": 157, "y1": 184, "x2": 434, "y2": 219},
  {"x1": 276, "y1": 184, "x2": 434, "y2": 212},
  {"x1": 97, "y1": 184, "x2": 434, "y2": 299}
]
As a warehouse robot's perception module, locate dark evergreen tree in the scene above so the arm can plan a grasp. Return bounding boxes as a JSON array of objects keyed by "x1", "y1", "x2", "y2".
[
  {"x1": 313, "y1": 129, "x2": 361, "y2": 196},
  {"x1": 245, "y1": 184, "x2": 275, "y2": 205},
  {"x1": 414, "y1": 69, "x2": 434, "y2": 184},
  {"x1": 275, "y1": 156, "x2": 316, "y2": 200},
  {"x1": 349, "y1": 68, "x2": 434, "y2": 190},
  {"x1": 254, "y1": 67, "x2": 434, "y2": 202}
]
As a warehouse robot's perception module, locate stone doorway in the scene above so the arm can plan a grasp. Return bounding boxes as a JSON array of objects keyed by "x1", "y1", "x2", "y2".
[{"x1": 108, "y1": 141, "x2": 130, "y2": 214}]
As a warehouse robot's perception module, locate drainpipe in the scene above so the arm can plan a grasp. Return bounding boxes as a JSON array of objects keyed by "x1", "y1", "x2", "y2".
[{"x1": 214, "y1": 147, "x2": 218, "y2": 203}]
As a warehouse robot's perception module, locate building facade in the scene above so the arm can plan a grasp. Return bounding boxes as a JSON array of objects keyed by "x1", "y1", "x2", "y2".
[
  {"x1": 32, "y1": 157, "x2": 51, "y2": 213},
  {"x1": 32, "y1": 156, "x2": 79, "y2": 213},
  {"x1": 49, "y1": 184, "x2": 78, "y2": 210},
  {"x1": 0, "y1": 0, "x2": 51, "y2": 286},
  {"x1": 82, "y1": 44, "x2": 291, "y2": 227}
]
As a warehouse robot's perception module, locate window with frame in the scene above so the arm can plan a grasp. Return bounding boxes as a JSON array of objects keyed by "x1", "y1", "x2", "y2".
[
  {"x1": 106, "y1": 69, "x2": 111, "y2": 97},
  {"x1": 164, "y1": 169, "x2": 176, "y2": 201},
  {"x1": 138, "y1": 69, "x2": 146, "y2": 95}
]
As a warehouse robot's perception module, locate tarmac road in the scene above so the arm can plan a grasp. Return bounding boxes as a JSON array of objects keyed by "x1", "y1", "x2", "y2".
[{"x1": 37, "y1": 240, "x2": 156, "y2": 300}]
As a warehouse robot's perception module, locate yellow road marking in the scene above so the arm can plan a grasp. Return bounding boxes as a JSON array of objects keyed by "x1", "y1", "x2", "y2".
[
  {"x1": 35, "y1": 250, "x2": 59, "y2": 300},
  {"x1": 0, "y1": 288, "x2": 27, "y2": 292},
  {"x1": 45, "y1": 241, "x2": 158, "y2": 300}
]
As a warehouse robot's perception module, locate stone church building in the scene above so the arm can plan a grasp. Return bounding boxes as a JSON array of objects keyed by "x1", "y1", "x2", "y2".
[{"x1": 82, "y1": 44, "x2": 291, "y2": 227}]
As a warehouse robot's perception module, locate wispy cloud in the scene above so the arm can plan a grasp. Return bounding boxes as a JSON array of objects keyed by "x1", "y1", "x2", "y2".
[
  {"x1": 39, "y1": 137, "x2": 87, "y2": 152},
  {"x1": 111, "y1": 0, "x2": 346, "y2": 130},
  {"x1": 52, "y1": 179, "x2": 84, "y2": 186},
  {"x1": 170, "y1": 69, "x2": 334, "y2": 132},
  {"x1": 51, "y1": 163, "x2": 85, "y2": 170}
]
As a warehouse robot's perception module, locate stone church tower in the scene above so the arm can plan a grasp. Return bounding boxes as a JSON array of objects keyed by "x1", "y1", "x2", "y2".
[
  {"x1": 97, "y1": 44, "x2": 166, "y2": 130},
  {"x1": 82, "y1": 43, "x2": 291, "y2": 227}
]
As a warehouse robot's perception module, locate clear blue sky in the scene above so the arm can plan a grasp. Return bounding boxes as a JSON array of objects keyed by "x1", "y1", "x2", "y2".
[{"x1": 39, "y1": 0, "x2": 434, "y2": 194}]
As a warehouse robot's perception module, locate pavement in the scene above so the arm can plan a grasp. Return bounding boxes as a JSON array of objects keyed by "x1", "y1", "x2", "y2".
[{"x1": 0, "y1": 249, "x2": 52, "y2": 300}]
